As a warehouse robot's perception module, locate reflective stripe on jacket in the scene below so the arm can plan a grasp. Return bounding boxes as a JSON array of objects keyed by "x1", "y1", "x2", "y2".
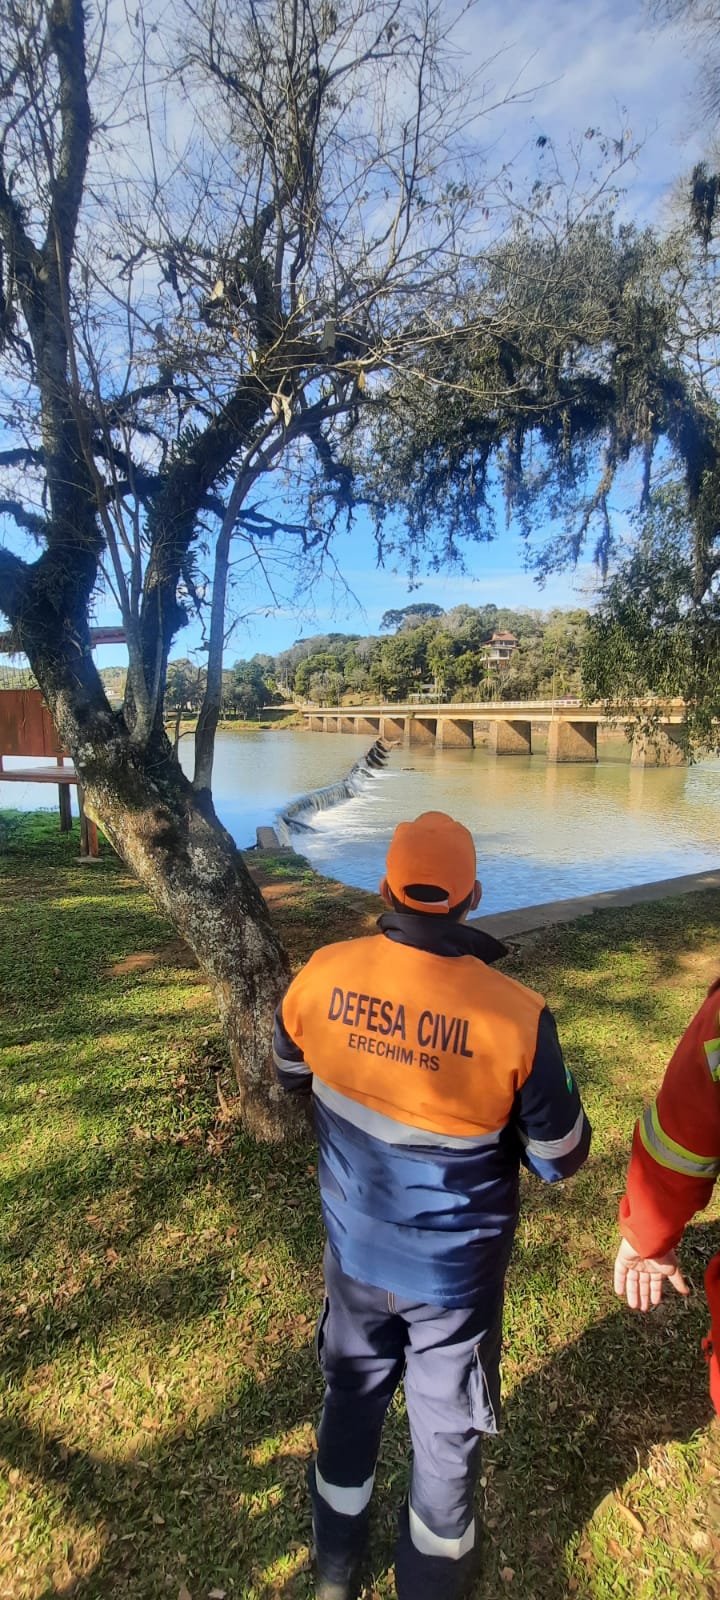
[
  {"x1": 275, "y1": 912, "x2": 591, "y2": 1306},
  {"x1": 620, "y1": 980, "x2": 720, "y2": 1414},
  {"x1": 620, "y1": 982, "x2": 720, "y2": 1257}
]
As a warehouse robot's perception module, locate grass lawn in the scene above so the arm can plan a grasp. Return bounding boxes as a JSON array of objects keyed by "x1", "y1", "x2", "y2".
[{"x1": 1, "y1": 810, "x2": 719, "y2": 1600}]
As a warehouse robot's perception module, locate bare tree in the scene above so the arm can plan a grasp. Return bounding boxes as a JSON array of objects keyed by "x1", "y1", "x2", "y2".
[
  {"x1": 653, "y1": 1, "x2": 720, "y2": 128},
  {"x1": 0, "y1": 0, "x2": 523, "y2": 1135}
]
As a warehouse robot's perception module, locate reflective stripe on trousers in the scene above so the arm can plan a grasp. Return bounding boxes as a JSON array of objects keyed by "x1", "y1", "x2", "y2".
[{"x1": 311, "y1": 1242, "x2": 503, "y2": 1600}]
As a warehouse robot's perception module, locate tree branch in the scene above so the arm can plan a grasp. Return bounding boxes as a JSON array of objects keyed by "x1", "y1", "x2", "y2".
[
  {"x1": 102, "y1": 380, "x2": 203, "y2": 422},
  {"x1": 0, "y1": 498, "x2": 49, "y2": 537},
  {"x1": 43, "y1": 0, "x2": 91, "y2": 272},
  {"x1": 90, "y1": 437, "x2": 161, "y2": 501},
  {"x1": 0, "y1": 544, "x2": 30, "y2": 619},
  {"x1": 0, "y1": 446, "x2": 44, "y2": 468},
  {"x1": 237, "y1": 505, "x2": 310, "y2": 538}
]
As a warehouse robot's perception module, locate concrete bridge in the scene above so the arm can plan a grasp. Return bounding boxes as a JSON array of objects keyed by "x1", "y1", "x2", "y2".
[{"x1": 301, "y1": 699, "x2": 689, "y2": 766}]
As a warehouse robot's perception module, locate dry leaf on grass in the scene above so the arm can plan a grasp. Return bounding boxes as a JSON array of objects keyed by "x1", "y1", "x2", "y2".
[
  {"x1": 617, "y1": 1502, "x2": 644, "y2": 1537},
  {"x1": 500, "y1": 1567, "x2": 515, "y2": 1583}
]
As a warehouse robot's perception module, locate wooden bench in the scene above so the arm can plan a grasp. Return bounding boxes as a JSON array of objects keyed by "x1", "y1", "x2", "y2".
[
  {"x1": 0, "y1": 759, "x2": 99, "y2": 857},
  {"x1": 0, "y1": 691, "x2": 99, "y2": 857}
]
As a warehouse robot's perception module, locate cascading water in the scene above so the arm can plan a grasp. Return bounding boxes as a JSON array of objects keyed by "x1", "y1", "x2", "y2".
[{"x1": 276, "y1": 739, "x2": 393, "y2": 841}]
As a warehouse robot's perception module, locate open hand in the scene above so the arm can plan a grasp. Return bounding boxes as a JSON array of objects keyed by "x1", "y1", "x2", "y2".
[{"x1": 613, "y1": 1236, "x2": 690, "y2": 1310}]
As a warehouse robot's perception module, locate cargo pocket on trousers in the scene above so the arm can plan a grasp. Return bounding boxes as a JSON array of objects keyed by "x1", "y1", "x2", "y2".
[
  {"x1": 314, "y1": 1295, "x2": 331, "y2": 1374},
  {"x1": 468, "y1": 1346, "x2": 500, "y2": 1435}
]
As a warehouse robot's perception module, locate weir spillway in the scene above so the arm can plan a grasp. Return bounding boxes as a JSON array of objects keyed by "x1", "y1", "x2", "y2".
[{"x1": 277, "y1": 739, "x2": 393, "y2": 838}]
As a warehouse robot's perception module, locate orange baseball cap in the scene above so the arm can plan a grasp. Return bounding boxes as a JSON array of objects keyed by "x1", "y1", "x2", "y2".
[{"x1": 383, "y1": 811, "x2": 477, "y2": 914}]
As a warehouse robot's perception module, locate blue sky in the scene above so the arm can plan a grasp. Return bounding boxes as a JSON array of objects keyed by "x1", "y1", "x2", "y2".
[
  {"x1": 219, "y1": 0, "x2": 703, "y2": 665},
  {"x1": 199, "y1": 513, "x2": 602, "y2": 665},
  {"x1": 2, "y1": 0, "x2": 709, "y2": 671},
  {"x1": 133, "y1": 0, "x2": 706, "y2": 667},
  {"x1": 144, "y1": 0, "x2": 709, "y2": 668}
]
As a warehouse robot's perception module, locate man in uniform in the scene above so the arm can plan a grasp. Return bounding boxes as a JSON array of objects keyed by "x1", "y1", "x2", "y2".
[
  {"x1": 274, "y1": 812, "x2": 592, "y2": 1600},
  {"x1": 614, "y1": 980, "x2": 720, "y2": 1413}
]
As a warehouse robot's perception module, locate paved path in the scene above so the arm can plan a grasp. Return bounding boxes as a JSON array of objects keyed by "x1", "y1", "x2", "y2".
[{"x1": 477, "y1": 868, "x2": 720, "y2": 940}]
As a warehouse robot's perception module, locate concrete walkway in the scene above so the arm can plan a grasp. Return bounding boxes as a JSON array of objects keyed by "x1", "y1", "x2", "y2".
[{"x1": 477, "y1": 867, "x2": 720, "y2": 941}]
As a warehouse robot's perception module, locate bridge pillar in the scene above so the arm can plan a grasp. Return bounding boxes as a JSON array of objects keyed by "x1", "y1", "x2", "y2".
[
  {"x1": 381, "y1": 715, "x2": 408, "y2": 745},
  {"x1": 325, "y1": 714, "x2": 340, "y2": 732},
  {"x1": 409, "y1": 716, "x2": 436, "y2": 745},
  {"x1": 547, "y1": 719, "x2": 597, "y2": 763},
  {"x1": 355, "y1": 716, "x2": 380, "y2": 735},
  {"x1": 308, "y1": 715, "x2": 323, "y2": 731},
  {"x1": 489, "y1": 719, "x2": 532, "y2": 756},
  {"x1": 340, "y1": 716, "x2": 355, "y2": 733},
  {"x1": 436, "y1": 717, "x2": 473, "y2": 748},
  {"x1": 631, "y1": 726, "x2": 687, "y2": 766}
]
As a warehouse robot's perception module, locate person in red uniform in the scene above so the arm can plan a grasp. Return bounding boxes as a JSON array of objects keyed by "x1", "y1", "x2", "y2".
[
  {"x1": 614, "y1": 979, "x2": 720, "y2": 1413},
  {"x1": 274, "y1": 812, "x2": 591, "y2": 1600}
]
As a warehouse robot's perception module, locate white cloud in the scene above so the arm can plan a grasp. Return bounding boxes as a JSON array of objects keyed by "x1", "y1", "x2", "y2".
[{"x1": 454, "y1": 0, "x2": 704, "y2": 218}]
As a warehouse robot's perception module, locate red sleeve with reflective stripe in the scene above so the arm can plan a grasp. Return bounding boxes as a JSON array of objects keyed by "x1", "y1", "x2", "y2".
[{"x1": 619, "y1": 987, "x2": 720, "y2": 1257}]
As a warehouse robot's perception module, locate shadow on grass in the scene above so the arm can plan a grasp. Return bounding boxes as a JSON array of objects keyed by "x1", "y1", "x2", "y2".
[
  {"x1": 3, "y1": 1227, "x2": 718, "y2": 1600},
  {"x1": 1, "y1": 1342, "x2": 321, "y2": 1600},
  {"x1": 0, "y1": 1133, "x2": 322, "y2": 1385},
  {"x1": 0, "y1": 1003, "x2": 215, "y2": 1076},
  {"x1": 0, "y1": 892, "x2": 193, "y2": 1021},
  {"x1": 505, "y1": 891, "x2": 720, "y2": 1005},
  {"x1": 472, "y1": 1228, "x2": 720, "y2": 1597}
]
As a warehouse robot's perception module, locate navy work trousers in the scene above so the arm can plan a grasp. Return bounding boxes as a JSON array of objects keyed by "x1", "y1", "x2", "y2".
[{"x1": 311, "y1": 1243, "x2": 503, "y2": 1600}]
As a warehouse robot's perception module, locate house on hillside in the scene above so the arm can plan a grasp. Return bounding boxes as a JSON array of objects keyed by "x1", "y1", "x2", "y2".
[{"x1": 482, "y1": 630, "x2": 518, "y2": 671}]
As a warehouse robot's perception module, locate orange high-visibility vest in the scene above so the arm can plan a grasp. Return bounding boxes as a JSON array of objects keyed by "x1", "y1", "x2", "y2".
[{"x1": 282, "y1": 934, "x2": 546, "y2": 1140}]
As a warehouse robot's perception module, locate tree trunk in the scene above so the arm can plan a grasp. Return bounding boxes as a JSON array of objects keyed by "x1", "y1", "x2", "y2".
[
  {"x1": 193, "y1": 496, "x2": 234, "y2": 802},
  {"x1": 85, "y1": 738, "x2": 295, "y2": 1140},
  {"x1": 22, "y1": 630, "x2": 297, "y2": 1140}
]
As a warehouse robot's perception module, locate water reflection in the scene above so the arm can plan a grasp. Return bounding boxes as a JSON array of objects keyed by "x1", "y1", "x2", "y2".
[
  {"x1": 3, "y1": 729, "x2": 718, "y2": 916},
  {"x1": 226, "y1": 731, "x2": 719, "y2": 915}
]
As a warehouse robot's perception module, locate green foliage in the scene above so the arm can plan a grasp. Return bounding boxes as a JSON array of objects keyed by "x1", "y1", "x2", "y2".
[
  {"x1": 294, "y1": 650, "x2": 345, "y2": 699},
  {"x1": 379, "y1": 603, "x2": 445, "y2": 632},
  {"x1": 582, "y1": 485, "x2": 720, "y2": 751},
  {"x1": 269, "y1": 604, "x2": 588, "y2": 703},
  {"x1": 369, "y1": 630, "x2": 426, "y2": 699},
  {"x1": 357, "y1": 216, "x2": 716, "y2": 586},
  {"x1": 165, "y1": 659, "x2": 205, "y2": 715},
  {"x1": 226, "y1": 657, "x2": 279, "y2": 719}
]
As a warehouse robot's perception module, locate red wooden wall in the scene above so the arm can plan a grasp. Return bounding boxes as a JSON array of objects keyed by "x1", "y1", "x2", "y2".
[{"x1": 0, "y1": 690, "x2": 65, "y2": 757}]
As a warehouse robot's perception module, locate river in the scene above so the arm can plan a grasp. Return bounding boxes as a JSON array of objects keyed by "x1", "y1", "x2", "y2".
[
  {"x1": 4, "y1": 728, "x2": 719, "y2": 914},
  {"x1": 196, "y1": 729, "x2": 720, "y2": 914}
]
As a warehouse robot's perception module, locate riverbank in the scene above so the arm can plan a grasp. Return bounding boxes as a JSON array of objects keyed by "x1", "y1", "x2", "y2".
[
  {"x1": 6, "y1": 727, "x2": 720, "y2": 907},
  {"x1": 1, "y1": 811, "x2": 719, "y2": 1599},
  {"x1": 173, "y1": 713, "x2": 304, "y2": 736}
]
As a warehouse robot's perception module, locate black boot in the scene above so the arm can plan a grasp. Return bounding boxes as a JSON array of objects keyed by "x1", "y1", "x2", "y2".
[
  {"x1": 394, "y1": 1500, "x2": 481, "y2": 1600},
  {"x1": 309, "y1": 1461, "x2": 365, "y2": 1600},
  {"x1": 315, "y1": 1575, "x2": 355, "y2": 1600}
]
